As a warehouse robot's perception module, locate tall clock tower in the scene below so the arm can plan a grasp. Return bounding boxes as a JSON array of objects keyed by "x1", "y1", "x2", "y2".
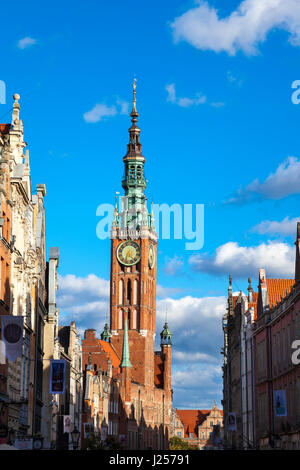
[{"x1": 110, "y1": 81, "x2": 158, "y2": 387}]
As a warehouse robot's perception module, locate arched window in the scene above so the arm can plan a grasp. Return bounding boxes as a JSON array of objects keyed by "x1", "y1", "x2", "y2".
[
  {"x1": 132, "y1": 309, "x2": 137, "y2": 329},
  {"x1": 128, "y1": 309, "x2": 131, "y2": 328},
  {"x1": 127, "y1": 280, "x2": 131, "y2": 304},
  {"x1": 119, "y1": 279, "x2": 124, "y2": 305},
  {"x1": 133, "y1": 279, "x2": 138, "y2": 304},
  {"x1": 137, "y1": 165, "x2": 142, "y2": 179},
  {"x1": 129, "y1": 165, "x2": 135, "y2": 179},
  {"x1": 119, "y1": 309, "x2": 123, "y2": 329}
]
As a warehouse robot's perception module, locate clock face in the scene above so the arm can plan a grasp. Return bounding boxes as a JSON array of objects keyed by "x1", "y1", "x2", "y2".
[
  {"x1": 117, "y1": 240, "x2": 141, "y2": 266},
  {"x1": 149, "y1": 244, "x2": 155, "y2": 269}
]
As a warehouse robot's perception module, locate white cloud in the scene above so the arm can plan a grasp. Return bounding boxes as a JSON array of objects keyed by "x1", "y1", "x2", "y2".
[
  {"x1": 157, "y1": 295, "x2": 225, "y2": 407},
  {"x1": 83, "y1": 103, "x2": 117, "y2": 123},
  {"x1": 166, "y1": 83, "x2": 176, "y2": 103},
  {"x1": 173, "y1": 364, "x2": 222, "y2": 390},
  {"x1": 173, "y1": 351, "x2": 219, "y2": 363},
  {"x1": 170, "y1": 0, "x2": 300, "y2": 56},
  {"x1": 189, "y1": 240, "x2": 295, "y2": 278},
  {"x1": 17, "y1": 37, "x2": 37, "y2": 50},
  {"x1": 57, "y1": 272, "x2": 225, "y2": 407},
  {"x1": 166, "y1": 83, "x2": 207, "y2": 108},
  {"x1": 57, "y1": 274, "x2": 109, "y2": 334},
  {"x1": 227, "y1": 70, "x2": 243, "y2": 87},
  {"x1": 83, "y1": 97, "x2": 129, "y2": 123},
  {"x1": 210, "y1": 101, "x2": 225, "y2": 108},
  {"x1": 163, "y1": 255, "x2": 184, "y2": 276},
  {"x1": 157, "y1": 284, "x2": 183, "y2": 298},
  {"x1": 252, "y1": 216, "x2": 300, "y2": 237},
  {"x1": 226, "y1": 157, "x2": 300, "y2": 204},
  {"x1": 116, "y1": 98, "x2": 129, "y2": 115}
]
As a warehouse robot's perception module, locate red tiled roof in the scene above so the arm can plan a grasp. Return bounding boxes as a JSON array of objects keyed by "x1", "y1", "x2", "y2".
[
  {"x1": 266, "y1": 279, "x2": 294, "y2": 308},
  {"x1": 176, "y1": 410, "x2": 211, "y2": 438},
  {"x1": 98, "y1": 339, "x2": 120, "y2": 369},
  {"x1": 0, "y1": 123, "x2": 10, "y2": 134}
]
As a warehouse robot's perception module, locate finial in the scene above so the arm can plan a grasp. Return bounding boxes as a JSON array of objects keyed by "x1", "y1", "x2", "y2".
[
  {"x1": 130, "y1": 77, "x2": 138, "y2": 119},
  {"x1": 229, "y1": 274, "x2": 232, "y2": 287},
  {"x1": 12, "y1": 93, "x2": 21, "y2": 127},
  {"x1": 115, "y1": 191, "x2": 120, "y2": 210}
]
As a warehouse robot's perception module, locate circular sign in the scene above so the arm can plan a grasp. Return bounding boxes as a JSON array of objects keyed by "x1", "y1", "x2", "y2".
[
  {"x1": 149, "y1": 244, "x2": 155, "y2": 269},
  {"x1": 3, "y1": 323, "x2": 22, "y2": 344},
  {"x1": 117, "y1": 240, "x2": 141, "y2": 266}
]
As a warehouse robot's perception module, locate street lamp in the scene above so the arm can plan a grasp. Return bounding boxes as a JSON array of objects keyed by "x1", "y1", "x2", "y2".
[
  {"x1": 7, "y1": 428, "x2": 15, "y2": 446},
  {"x1": 71, "y1": 426, "x2": 80, "y2": 450}
]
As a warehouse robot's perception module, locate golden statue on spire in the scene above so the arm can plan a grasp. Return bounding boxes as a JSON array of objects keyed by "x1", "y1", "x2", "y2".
[{"x1": 133, "y1": 77, "x2": 137, "y2": 91}]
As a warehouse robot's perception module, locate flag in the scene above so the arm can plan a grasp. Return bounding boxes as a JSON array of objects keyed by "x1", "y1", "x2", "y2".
[
  {"x1": 1, "y1": 316, "x2": 23, "y2": 362},
  {"x1": 228, "y1": 412, "x2": 237, "y2": 432},
  {"x1": 274, "y1": 390, "x2": 287, "y2": 417},
  {"x1": 50, "y1": 359, "x2": 66, "y2": 394}
]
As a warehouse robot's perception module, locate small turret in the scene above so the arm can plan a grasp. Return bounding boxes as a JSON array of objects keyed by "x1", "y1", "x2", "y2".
[
  {"x1": 160, "y1": 322, "x2": 173, "y2": 346},
  {"x1": 101, "y1": 322, "x2": 111, "y2": 342},
  {"x1": 247, "y1": 277, "x2": 253, "y2": 302}
]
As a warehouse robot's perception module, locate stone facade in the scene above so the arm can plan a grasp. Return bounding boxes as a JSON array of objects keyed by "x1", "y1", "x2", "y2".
[
  {"x1": 0, "y1": 95, "x2": 49, "y2": 439},
  {"x1": 0, "y1": 95, "x2": 79, "y2": 448},
  {"x1": 223, "y1": 222, "x2": 300, "y2": 449}
]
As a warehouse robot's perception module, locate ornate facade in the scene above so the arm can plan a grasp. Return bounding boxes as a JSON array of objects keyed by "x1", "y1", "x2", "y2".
[
  {"x1": 223, "y1": 222, "x2": 300, "y2": 449},
  {"x1": 175, "y1": 402, "x2": 223, "y2": 450}
]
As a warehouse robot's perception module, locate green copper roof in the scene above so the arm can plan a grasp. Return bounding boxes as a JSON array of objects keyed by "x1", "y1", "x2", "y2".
[
  {"x1": 101, "y1": 322, "x2": 111, "y2": 342},
  {"x1": 120, "y1": 318, "x2": 132, "y2": 368},
  {"x1": 160, "y1": 322, "x2": 173, "y2": 346},
  {"x1": 113, "y1": 83, "x2": 156, "y2": 235}
]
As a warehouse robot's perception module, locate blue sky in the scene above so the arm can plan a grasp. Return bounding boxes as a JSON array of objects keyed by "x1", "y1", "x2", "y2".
[{"x1": 1, "y1": 0, "x2": 300, "y2": 409}]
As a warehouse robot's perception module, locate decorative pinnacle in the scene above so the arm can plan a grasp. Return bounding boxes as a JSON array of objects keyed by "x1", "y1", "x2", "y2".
[
  {"x1": 12, "y1": 93, "x2": 21, "y2": 127},
  {"x1": 130, "y1": 78, "x2": 138, "y2": 121}
]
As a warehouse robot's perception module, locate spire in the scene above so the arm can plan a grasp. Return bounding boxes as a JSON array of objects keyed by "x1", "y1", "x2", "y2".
[
  {"x1": 101, "y1": 322, "x2": 111, "y2": 342},
  {"x1": 248, "y1": 277, "x2": 253, "y2": 302},
  {"x1": 120, "y1": 79, "x2": 150, "y2": 232},
  {"x1": 120, "y1": 319, "x2": 132, "y2": 368},
  {"x1": 130, "y1": 78, "x2": 138, "y2": 122},
  {"x1": 295, "y1": 222, "x2": 300, "y2": 283},
  {"x1": 126, "y1": 78, "x2": 142, "y2": 157},
  {"x1": 160, "y1": 321, "x2": 172, "y2": 346}
]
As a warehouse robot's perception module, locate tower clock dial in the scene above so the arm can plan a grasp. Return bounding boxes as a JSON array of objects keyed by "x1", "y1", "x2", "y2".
[
  {"x1": 148, "y1": 244, "x2": 155, "y2": 269},
  {"x1": 117, "y1": 240, "x2": 141, "y2": 266}
]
